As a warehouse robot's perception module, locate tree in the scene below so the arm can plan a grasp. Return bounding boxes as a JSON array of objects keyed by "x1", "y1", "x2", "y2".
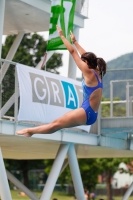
[
  {"x1": 2, "y1": 33, "x2": 62, "y2": 70},
  {"x1": 44, "y1": 159, "x2": 73, "y2": 188},
  {"x1": 96, "y1": 157, "x2": 133, "y2": 200},
  {"x1": 44, "y1": 158, "x2": 100, "y2": 193},
  {"x1": 2, "y1": 33, "x2": 63, "y2": 188},
  {"x1": 5, "y1": 159, "x2": 46, "y2": 188},
  {"x1": 79, "y1": 159, "x2": 100, "y2": 192}
]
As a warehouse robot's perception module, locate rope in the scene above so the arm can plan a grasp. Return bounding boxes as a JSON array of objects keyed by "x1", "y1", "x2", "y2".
[{"x1": 40, "y1": 52, "x2": 47, "y2": 70}]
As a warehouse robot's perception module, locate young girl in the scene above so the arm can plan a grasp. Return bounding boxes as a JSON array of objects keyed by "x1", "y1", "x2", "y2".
[{"x1": 17, "y1": 26, "x2": 106, "y2": 137}]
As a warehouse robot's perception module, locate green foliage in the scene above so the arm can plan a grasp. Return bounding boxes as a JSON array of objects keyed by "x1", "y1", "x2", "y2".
[
  {"x1": 101, "y1": 97, "x2": 126, "y2": 117},
  {"x1": 2, "y1": 33, "x2": 63, "y2": 70},
  {"x1": 101, "y1": 97, "x2": 110, "y2": 117},
  {"x1": 79, "y1": 159, "x2": 100, "y2": 191},
  {"x1": 96, "y1": 158, "x2": 121, "y2": 173},
  {"x1": 44, "y1": 53, "x2": 63, "y2": 74},
  {"x1": 113, "y1": 105, "x2": 126, "y2": 117},
  {"x1": 44, "y1": 159, "x2": 72, "y2": 187},
  {"x1": 44, "y1": 158, "x2": 100, "y2": 192}
]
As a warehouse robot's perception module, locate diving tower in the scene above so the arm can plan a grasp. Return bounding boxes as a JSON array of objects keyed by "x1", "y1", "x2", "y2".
[{"x1": 0, "y1": 1, "x2": 133, "y2": 200}]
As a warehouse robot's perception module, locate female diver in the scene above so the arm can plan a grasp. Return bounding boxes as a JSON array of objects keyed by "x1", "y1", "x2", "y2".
[{"x1": 16, "y1": 26, "x2": 106, "y2": 137}]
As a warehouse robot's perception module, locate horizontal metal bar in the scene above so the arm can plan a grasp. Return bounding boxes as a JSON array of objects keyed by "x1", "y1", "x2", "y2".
[
  {"x1": 0, "y1": 59, "x2": 17, "y2": 65},
  {"x1": 101, "y1": 100, "x2": 128, "y2": 104},
  {"x1": 107, "y1": 68, "x2": 133, "y2": 72},
  {"x1": 110, "y1": 79, "x2": 133, "y2": 83}
]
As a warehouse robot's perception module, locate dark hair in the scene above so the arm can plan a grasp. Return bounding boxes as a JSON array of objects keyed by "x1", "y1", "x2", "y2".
[
  {"x1": 81, "y1": 52, "x2": 107, "y2": 79},
  {"x1": 84, "y1": 188, "x2": 89, "y2": 194}
]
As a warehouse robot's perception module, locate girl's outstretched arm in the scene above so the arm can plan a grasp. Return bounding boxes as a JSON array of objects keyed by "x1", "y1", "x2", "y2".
[
  {"x1": 56, "y1": 25, "x2": 76, "y2": 54},
  {"x1": 56, "y1": 25, "x2": 89, "y2": 75},
  {"x1": 70, "y1": 30, "x2": 86, "y2": 56}
]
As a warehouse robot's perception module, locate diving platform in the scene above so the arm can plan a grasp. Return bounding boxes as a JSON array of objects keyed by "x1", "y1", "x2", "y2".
[
  {"x1": 1, "y1": 117, "x2": 133, "y2": 161},
  {"x1": 0, "y1": 1, "x2": 133, "y2": 200}
]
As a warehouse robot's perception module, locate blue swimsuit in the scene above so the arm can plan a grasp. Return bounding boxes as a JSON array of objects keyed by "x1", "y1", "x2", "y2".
[{"x1": 81, "y1": 70, "x2": 103, "y2": 125}]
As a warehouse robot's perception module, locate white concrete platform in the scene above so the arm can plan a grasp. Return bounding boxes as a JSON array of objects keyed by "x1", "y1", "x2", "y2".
[
  {"x1": 0, "y1": 119, "x2": 133, "y2": 160},
  {"x1": 4, "y1": 0, "x2": 87, "y2": 35}
]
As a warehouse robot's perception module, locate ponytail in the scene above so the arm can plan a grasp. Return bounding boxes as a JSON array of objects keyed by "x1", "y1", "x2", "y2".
[
  {"x1": 81, "y1": 52, "x2": 107, "y2": 79},
  {"x1": 97, "y1": 57, "x2": 106, "y2": 79}
]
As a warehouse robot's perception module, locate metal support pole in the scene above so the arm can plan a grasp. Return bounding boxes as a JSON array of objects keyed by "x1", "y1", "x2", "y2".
[
  {"x1": 40, "y1": 144, "x2": 70, "y2": 200},
  {"x1": 98, "y1": 104, "x2": 101, "y2": 135},
  {"x1": 0, "y1": 0, "x2": 5, "y2": 59},
  {"x1": 59, "y1": 159, "x2": 69, "y2": 176},
  {"x1": 1, "y1": 93, "x2": 20, "y2": 117},
  {"x1": 0, "y1": 31, "x2": 24, "y2": 82},
  {"x1": 0, "y1": 60, "x2": 2, "y2": 121},
  {"x1": 129, "y1": 96, "x2": 133, "y2": 116},
  {"x1": 126, "y1": 82, "x2": 129, "y2": 117},
  {"x1": 67, "y1": 144, "x2": 85, "y2": 200},
  {"x1": 6, "y1": 170, "x2": 39, "y2": 200},
  {"x1": 15, "y1": 67, "x2": 18, "y2": 121},
  {"x1": 110, "y1": 81, "x2": 113, "y2": 117},
  {"x1": 75, "y1": 0, "x2": 82, "y2": 13},
  {"x1": 0, "y1": 149, "x2": 12, "y2": 200},
  {"x1": 68, "y1": 26, "x2": 79, "y2": 79},
  {"x1": 0, "y1": 60, "x2": 19, "y2": 117},
  {"x1": 122, "y1": 182, "x2": 133, "y2": 200}
]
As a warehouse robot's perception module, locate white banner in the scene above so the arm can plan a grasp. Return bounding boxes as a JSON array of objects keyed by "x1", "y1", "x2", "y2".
[{"x1": 16, "y1": 64, "x2": 91, "y2": 132}]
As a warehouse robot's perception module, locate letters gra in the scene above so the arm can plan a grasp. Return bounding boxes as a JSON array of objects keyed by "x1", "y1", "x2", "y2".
[{"x1": 29, "y1": 72, "x2": 83, "y2": 109}]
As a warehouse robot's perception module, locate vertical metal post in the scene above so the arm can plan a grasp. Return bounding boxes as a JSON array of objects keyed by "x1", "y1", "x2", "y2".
[
  {"x1": 59, "y1": 159, "x2": 68, "y2": 175},
  {"x1": 0, "y1": 0, "x2": 4, "y2": 123},
  {"x1": 0, "y1": 61, "x2": 2, "y2": 122},
  {"x1": 14, "y1": 66, "x2": 19, "y2": 133},
  {"x1": 0, "y1": 0, "x2": 5, "y2": 59},
  {"x1": 122, "y1": 182, "x2": 133, "y2": 200},
  {"x1": 40, "y1": 144, "x2": 70, "y2": 200},
  {"x1": 98, "y1": 104, "x2": 101, "y2": 135},
  {"x1": 110, "y1": 81, "x2": 113, "y2": 117},
  {"x1": 68, "y1": 144, "x2": 85, "y2": 200},
  {"x1": 129, "y1": 96, "x2": 133, "y2": 116},
  {"x1": 68, "y1": 26, "x2": 79, "y2": 79},
  {"x1": 75, "y1": 0, "x2": 82, "y2": 13},
  {"x1": 126, "y1": 82, "x2": 129, "y2": 117},
  {"x1": 0, "y1": 149, "x2": 12, "y2": 200}
]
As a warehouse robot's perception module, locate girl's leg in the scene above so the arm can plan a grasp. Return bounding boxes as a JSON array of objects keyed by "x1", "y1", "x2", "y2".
[{"x1": 16, "y1": 108, "x2": 87, "y2": 137}]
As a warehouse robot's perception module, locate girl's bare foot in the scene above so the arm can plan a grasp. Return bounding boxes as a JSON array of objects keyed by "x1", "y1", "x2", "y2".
[{"x1": 16, "y1": 129, "x2": 33, "y2": 137}]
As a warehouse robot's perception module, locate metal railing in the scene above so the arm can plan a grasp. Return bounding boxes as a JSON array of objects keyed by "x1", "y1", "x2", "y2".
[{"x1": 101, "y1": 68, "x2": 133, "y2": 118}]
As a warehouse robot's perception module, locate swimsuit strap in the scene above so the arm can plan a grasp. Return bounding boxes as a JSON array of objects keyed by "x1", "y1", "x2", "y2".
[{"x1": 91, "y1": 69, "x2": 101, "y2": 83}]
